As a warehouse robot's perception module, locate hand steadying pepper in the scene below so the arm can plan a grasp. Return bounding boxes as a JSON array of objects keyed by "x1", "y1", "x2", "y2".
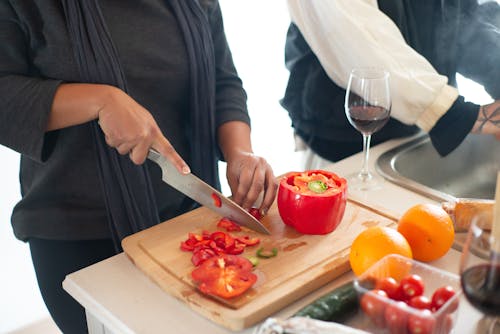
[{"x1": 218, "y1": 121, "x2": 277, "y2": 216}]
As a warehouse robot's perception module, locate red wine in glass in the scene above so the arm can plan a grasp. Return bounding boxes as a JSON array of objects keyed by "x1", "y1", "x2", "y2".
[
  {"x1": 461, "y1": 263, "x2": 500, "y2": 316},
  {"x1": 347, "y1": 105, "x2": 390, "y2": 135},
  {"x1": 344, "y1": 68, "x2": 391, "y2": 191},
  {"x1": 460, "y1": 213, "x2": 500, "y2": 333}
]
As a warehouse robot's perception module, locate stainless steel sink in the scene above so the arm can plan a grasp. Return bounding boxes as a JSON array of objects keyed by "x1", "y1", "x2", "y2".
[{"x1": 376, "y1": 134, "x2": 500, "y2": 202}]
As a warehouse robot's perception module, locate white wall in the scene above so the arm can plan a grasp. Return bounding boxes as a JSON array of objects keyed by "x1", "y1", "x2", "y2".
[{"x1": 0, "y1": 147, "x2": 50, "y2": 333}]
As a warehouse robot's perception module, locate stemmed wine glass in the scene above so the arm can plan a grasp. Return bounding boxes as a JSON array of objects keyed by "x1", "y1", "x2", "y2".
[
  {"x1": 344, "y1": 68, "x2": 391, "y2": 191},
  {"x1": 459, "y1": 213, "x2": 500, "y2": 334}
]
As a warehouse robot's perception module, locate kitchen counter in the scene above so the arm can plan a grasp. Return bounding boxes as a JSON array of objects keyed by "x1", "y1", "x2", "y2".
[{"x1": 63, "y1": 136, "x2": 484, "y2": 334}]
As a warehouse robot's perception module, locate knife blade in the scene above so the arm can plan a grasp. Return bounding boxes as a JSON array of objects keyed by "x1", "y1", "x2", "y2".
[{"x1": 147, "y1": 149, "x2": 271, "y2": 235}]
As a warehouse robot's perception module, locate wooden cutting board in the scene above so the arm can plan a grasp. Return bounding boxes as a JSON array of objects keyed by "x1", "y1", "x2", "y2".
[{"x1": 122, "y1": 198, "x2": 398, "y2": 330}]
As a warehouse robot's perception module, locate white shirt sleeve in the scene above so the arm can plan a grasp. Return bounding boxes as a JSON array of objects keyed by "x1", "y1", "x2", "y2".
[{"x1": 286, "y1": 0, "x2": 459, "y2": 131}]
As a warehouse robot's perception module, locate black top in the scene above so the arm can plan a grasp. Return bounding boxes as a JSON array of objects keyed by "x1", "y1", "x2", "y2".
[
  {"x1": 282, "y1": 0, "x2": 499, "y2": 162},
  {"x1": 0, "y1": 0, "x2": 250, "y2": 241}
]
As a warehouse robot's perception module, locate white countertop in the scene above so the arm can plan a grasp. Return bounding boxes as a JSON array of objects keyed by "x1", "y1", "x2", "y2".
[{"x1": 63, "y1": 136, "x2": 484, "y2": 334}]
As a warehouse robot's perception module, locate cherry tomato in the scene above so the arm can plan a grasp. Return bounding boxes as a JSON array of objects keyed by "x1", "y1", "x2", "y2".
[
  {"x1": 360, "y1": 289, "x2": 388, "y2": 327},
  {"x1": 384, "y1": 301, "x2": 409, "y2": 334},
  {"x1": 399, "y1": 274, "x2": 425, "y2": 300},
  {"x1": 376, "y1": 277, "x2": 401, "y2": 300},
  {"x1": 408, "y1": 295, "x2": 432, "y2": 310},
  {"x1": 408, "y1": 309, "x2": 435, "y2": 334},
  {"x1": 431, "y1": 285, "x2": 456, "y2": 312}
]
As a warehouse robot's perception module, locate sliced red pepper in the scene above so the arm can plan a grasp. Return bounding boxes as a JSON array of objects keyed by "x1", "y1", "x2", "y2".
[
  {"x1": 210, "y1": 231, "x2": 235, "y2": 250},
  {"x1": 180, "y1": 228, "x2": 260, "y2": 262},
  {"x1": 191, "y1": 248, "x2": 217, "y2": 266},
  {"x1": 277, "y1": 170, "x2": 347, "y2": 235},
  {"x1": 224, "y1": 243, "x2": 245, "y2": 255},
  {"x1": 191, "y1": 254, "x2": 257, "y2": 299},
  {"x1": 235, "y1": 235, "x2": 260, "y2": 247},
  {"x1": 248, "y1": 207, "x2": 263, "y2": 220},
  {"x1": 211, "y1": 192, "x2": 222, "y2": 208},
  {"x1": 180, "y1": 232, "x2": 206, "y2": 251},
  {"x1": 217, "y1": 217, "x2": 242, "y2": 232}
]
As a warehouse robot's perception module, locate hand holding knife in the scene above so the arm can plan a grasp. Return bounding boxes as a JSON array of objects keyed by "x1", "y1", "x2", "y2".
[{"x1": 148, "y1": 149, "x2": 271, "y2": 234}]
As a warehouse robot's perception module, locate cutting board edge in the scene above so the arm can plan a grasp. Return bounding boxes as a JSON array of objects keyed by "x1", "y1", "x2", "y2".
[{"x1": 123, "y1": 235, "x2": 352, "y2": 330}]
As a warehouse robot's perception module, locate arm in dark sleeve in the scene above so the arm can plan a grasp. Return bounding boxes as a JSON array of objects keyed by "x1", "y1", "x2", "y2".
[
  {"x1": 208, "y1": 1, "x2": 251, "y2": 128},
  {"x1": 456, "y1": 2, "x2": 500, "y2": 99},
  {"x1": 0, "y1": 1, "x2": 61, "y2": 161},
  {"x1": 429, "y1": 96, "x2": 479, "y2": 156}
]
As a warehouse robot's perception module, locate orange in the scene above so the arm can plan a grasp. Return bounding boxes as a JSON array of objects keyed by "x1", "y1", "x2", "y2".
[
  {"x1": 349, "y1": 226, "x2": 413, "y2": 277},
  {"x1": 397, "y1": 203, "x2": 455, "y2": 262}
]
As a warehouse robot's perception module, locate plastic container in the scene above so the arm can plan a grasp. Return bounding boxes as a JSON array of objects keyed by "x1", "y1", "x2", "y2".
[{"x1": 353, "y1": 254, "x2": 461, "y2": 334}]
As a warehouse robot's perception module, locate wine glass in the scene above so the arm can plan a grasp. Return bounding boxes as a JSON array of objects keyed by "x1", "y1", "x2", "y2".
[
  {"x1": 459, "y1": 213, "x2": 500, "y2": 334},
  {"x1": 344, "y1": 68, "x2": 391, "y2": 191}
]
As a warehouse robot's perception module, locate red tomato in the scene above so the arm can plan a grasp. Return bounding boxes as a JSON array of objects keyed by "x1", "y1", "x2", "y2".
[
  {"x1": 248, "y1": 207, "x2": 263, "y2": 220},
  {"x1": 384, "y1": 301, "x2": 409, "y2": 334},
  {"x1": 431, "y1": 286, "x2": 456, "y2": 312},
  {"x1": 277, "y1": 170, "x2": 347, "y2": 234},
  {"x1": 360, "y1": 289, "x2": 388, "y2": 327},
  {"x1": 408, "y1": 309, "x2": 435, "y2": 334},
  {"x1": 408, "y1": 295, "x2": 432, "y2": 310},
  {"x1": 191, "y1": 254, "x2": 257, "y2": 299},
  {"x1": 399, "y1": 274, "x2": 425, "y2": 300},
  {"x1": 376, "y1": 277, "x2": 401, "y2": 300}
]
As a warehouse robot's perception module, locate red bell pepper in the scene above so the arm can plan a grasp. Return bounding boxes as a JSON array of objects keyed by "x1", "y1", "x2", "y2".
[
  {"x1": 180, "y1": 229, "x2": 260, "y2": 266},
  {"x1": 277, "y1": 170, "x2": 347, "y2": 234},
  {"x1": 211, "y1": 192, "x2": 222, "y2": 208},
  {"x1": 217, "y1": 217, "x2": 242, "y2": 232},
  {"x1": 191, "y1": 254, "x2": 257, "y2": 299}
]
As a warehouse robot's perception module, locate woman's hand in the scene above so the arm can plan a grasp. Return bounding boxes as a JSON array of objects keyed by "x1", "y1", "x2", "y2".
[
  {"x1": 225, "y1": 151, "x2": 277, "y2": 216},
  {"x1": 48, "y1": 83, "x2": 190, "y2": 173},
  {"x1": 96, "y1": 86, "x2": 188, "y2": 172},
  {"x1": 218, "y1": 121, "x2": 277, "y2": 216},
  {"x1": 226, "y1": 152, "x2": 277, "y2": 215},
  {"x1": 472, "y1": 100, "x2": 500, "y2": 140}
]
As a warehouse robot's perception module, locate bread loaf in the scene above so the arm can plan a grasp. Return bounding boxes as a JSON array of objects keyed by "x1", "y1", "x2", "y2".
[{"x1": 442, "y1": 199, "x2": 494, "y2": 232}]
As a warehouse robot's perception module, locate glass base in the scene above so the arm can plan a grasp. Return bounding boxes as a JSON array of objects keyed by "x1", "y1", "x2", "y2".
[
  {"x1": 477, "y1": 316, "x2": 500, "y2": 334},
  {"x1": 345, "y1": 171, "x2": 384, "y2": 192}
]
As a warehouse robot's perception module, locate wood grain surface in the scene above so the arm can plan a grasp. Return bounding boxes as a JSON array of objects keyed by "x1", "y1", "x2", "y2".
[{"x1": 122, "y1": 198, "x2": 397, "y2": 330}]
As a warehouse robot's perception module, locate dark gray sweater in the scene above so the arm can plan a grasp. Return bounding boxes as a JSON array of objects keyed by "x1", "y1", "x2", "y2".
[{"x1": 0, "y1": 0, "x2": 250, "y2": 241}]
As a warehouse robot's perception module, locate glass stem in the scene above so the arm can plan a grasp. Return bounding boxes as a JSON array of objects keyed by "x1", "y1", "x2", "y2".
[
  {"x1": 360, "y1": 134, "x2": 372, "y2": 181},
  {"x1": 487, "y1": 317, "x2": 499, "y2": 334}
]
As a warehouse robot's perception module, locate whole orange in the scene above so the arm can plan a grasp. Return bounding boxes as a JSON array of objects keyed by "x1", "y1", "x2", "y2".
[
  {"x1": 397, "y1": 203, "x2": 455, "y2": 262},
  {"x1": 349, "y1": 226, "x2": 413, "y2": 276}
]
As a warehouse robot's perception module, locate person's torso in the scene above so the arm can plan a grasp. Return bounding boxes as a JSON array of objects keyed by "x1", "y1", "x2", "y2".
[
  {"x1": 11, "y1": 0, "x2": 195, "y2": 239},
  {"x1": 281, "y1": 0, "x2": 467, "y2": 161}
]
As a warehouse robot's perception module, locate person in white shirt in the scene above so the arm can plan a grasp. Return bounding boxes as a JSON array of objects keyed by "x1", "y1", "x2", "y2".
[{"x1": 282, "y1": 0, "x2": 500, "y2": 169}]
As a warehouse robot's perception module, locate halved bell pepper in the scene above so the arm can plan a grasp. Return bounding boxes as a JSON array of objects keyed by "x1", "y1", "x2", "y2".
[
  {"x1": 191, "y1": 254, "x2": 257, "y2": 299},
  {"x1": 277, "y1": 170, "x2": 347, "y2": 234}
]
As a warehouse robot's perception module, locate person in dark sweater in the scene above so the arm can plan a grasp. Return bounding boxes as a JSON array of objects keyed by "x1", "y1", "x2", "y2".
[
  {"x1": 282, "y1": 0, "x2": 500, "y2": 168},
  {"x1": 0, "y1": 1, "x2": 277, "y2": 332}
]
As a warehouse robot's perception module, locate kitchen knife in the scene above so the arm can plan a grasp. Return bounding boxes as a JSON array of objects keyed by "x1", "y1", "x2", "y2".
[{"x1": 147, "y1": 149, "x2": 271, "y2": 235}]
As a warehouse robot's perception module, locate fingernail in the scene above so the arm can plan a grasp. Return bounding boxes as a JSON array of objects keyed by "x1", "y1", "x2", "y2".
[{"x1": 182, "y1": 166, "x2": 191, "y2": 174}]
